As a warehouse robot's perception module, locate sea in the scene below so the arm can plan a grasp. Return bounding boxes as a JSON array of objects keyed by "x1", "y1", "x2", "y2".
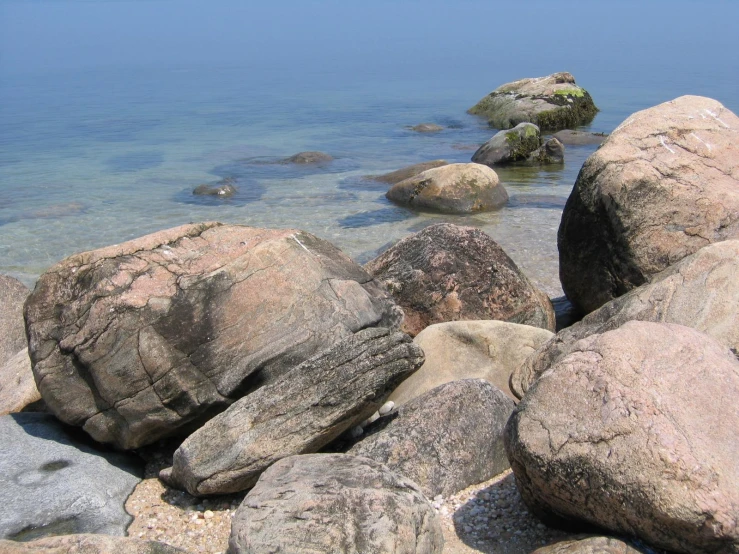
[{"x1": 1, "y1": 1, "x2": 738, "y2": 297}]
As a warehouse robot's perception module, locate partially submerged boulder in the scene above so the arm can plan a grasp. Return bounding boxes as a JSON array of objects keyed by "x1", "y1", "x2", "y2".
[
  {"x1": 389, "y1": 320, "x2": 553, "y2": 405},
  {"x1": 283, "y1": 151, "x2": 333, "y2": 164},
  {"x1": 558, "y1": 95, "x2": 739, "y2": 314},
  {"x1": 349, "y1": 379, "x2": 514, "y2": 498},
  {"x1": 161, "y1": 328, "x2": 423, "y2": 496},
  {"x1": 552, "y1": 130, "x2": 608, "y2": 146},
  {"x1": 0, "y1": 274, "x2": 29, "y2": 367},
  {"x1": 193, "y1": 177, "x2": 237, "y2": 198},
  {"x1": 471, "y1": 123, "x2": 542, "y2": 166},
  {"x1": 386, "y1": 163, "x2": 508, "y2": 214},
  {"x1": 365, "y1": 160, "x2": 448, "y2": 185},
  {"x1": 0, "y1": 413, "x2": 142, "y2": 541},
  {"x1": 229, "y1": 454, "x2": 444, "y2": 554},
  {"x1": 365, "y1": 223, "x2": 556, "y2": 336},
  {"x1": 506, "y1": 321, "x2": 739, "y2": 554},
  {"x1": 527, "y1": 137, "x2": 565, "y2": 164},
  {"x1": 512, "y1": 240, "x2": 739, "y2": 398},
  {"x1": 468, "y1": 72, "x2": 598, "y2": 132},
  {"x1": 25, "y1": 223, "x2": 401, "y2": 449},
  {"x1": 410, "y1": 123, "x2": 444, "y2": 133},
  {"x1": 0, "y1": 349, "x2": 42, "y2": 415},
  {"x1": 0, "y1": 534, "x2": 186, "y2": 554}
]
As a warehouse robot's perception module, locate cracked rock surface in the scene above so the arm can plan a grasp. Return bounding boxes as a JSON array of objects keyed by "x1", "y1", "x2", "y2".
[
  {"x1": 162, "y1": 327, "x2": 424, "y2": 496},
  {"x1": 505, "y1": 321, "x2": 739, "y2": 554},
  {"x1": 229, "y1": 453, "x2": 444, "y2": 554},
  {"x1": 558, "y1": 95, "x2": 739, "y2": 314},
  {"x1": 24, "y1": 222, "x2": 401, "y2": 450},
  {"x1": 513, "y1": 240, "x2": 739, "y2": 398},
  {"x1": 0, "y1": 534, "x2": 187, "y2": 554},
  {"x1": 366, "y1": 223, "x2": 555, "y2": 337},
  {"x1": 349, "y1": 379, "x2": 514, "y2": 499}
]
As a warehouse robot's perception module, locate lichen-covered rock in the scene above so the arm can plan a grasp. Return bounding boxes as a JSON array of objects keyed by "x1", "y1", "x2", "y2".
[
  {"x1": 228, "y1": 454, "x2": 444, "y2": 554},
  {"x1": 0, "y1": 413, "x2": 142, "y2": 541},
  {"x1": 505, "y1": 321, "x2": 739, "y2": 554},
  {"x1": 527, "y1": 137, "x2": 565, "y2": 164},
  {"x1": 0, "y1": 274, "x2": 29, "y2": 368},
  {"x1": 552, "y1": 130, "x2": 608, "y2": 146},
  {"x1": 559, "y1": 95, "x2": 739, "y2": 314},
  {"x1": 0, "y1": 349, "x2": 43, "y2": 415},
  {"x1": 0, "y1": 534, "x2": 187, "y2": 554},
  {"x1": 161, "y1": 328, "x2": 424, "y2": 496},
  {"x1": 471, "y1": 123, "x2": 542, "y2": 166},
  {"x1": 365, "y1": 160, "x2": 448, "y2": 185},
  {"x1": 386, "y1": 163, "x2": 508, "y2": 214},
  {"x1": 349, "y1": 379, "x2": 514, "y2": 498},
  {"x1": 25, "y1": 222, "x2": 401, "y2": 449},
  {"x1": 193, "y1": 177, "x2": 237, "y2": 197},
  {"x1": 468, "y1": 72, "x2": 598, "y2": 132},
  {"x1": 531, "y1": 536, "x2": 649, "y2": 553},
  {"x1": 389, "y1": 320, "x2": 553, "y2": 405},
  {"x1": 283, "y1": 151, "x2": 333, "y2": 164},
  {"x1": 512, "y1": 240, "x2": 739, "y2": 399},
  {"x1": 365, "y1": 223, "x2": 556, "y2": 336}
]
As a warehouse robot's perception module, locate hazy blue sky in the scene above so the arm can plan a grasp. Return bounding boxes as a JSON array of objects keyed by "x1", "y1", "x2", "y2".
[{"x1": 2, "y1": 0, "x2": 738, "y2": 81}]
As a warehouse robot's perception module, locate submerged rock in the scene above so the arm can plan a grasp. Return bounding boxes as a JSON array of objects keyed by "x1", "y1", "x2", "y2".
[
  {"x1": 192, "y1": 177, "x2": 237, "y2": 198},
  {"x1": 471, "y1": 123, "x2": 542, "y2": 166},
  {"x1": 410, "y1": 123, "x2": 444, "y2": 133},
  {"x1": 468, "y1": 72, "x2": 598, "y2": 132},
  {"x1": 552, "y1": 129, "x2": 608, "y2": 146},
  {"x1": 283, "y1": 151, "x2": 334, "y2": 164},
  {"x1": 365, "y1": 160, "x2": 448, "y2": 185}
]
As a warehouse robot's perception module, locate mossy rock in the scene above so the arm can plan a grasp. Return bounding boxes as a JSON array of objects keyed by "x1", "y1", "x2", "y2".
[{"x1": 472, "y1": 123, "x2": 542, "y2": 166}]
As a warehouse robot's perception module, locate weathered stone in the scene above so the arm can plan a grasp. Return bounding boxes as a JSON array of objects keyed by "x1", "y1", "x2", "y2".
[
  {"x1": 471, "y1": 123, "x2": 541, "y2": 166},
  {"x1": 283, "y1": 151, "x2": 333, "y2": 164},
  {"x1": 552, "y1": 130, "x2": 608, "y2": 146},
  {"x1": 193, "y1": 177, "x2": 237, "y2": 197},
  {"x1": 365, "y1": 223, "x2": 556, "y2": 336},
  {"x1": 527, "y1": 137, "x2": 565, "y2": 164},
  {"x1": 410, "y1": 123, "x2": 444, "y2": 133},
  {"x1": 531, "y1": 535, "x2": 649, "y2": 553},
  {"x1": 506, "y1": 322, "x2": 739, "y2": 554},
  {"x1": 559, "y1": 95, "x2": 739, "y2": 314},
  {"x1": 0, "y1": 348, "x2": 43, "y2": 415},
  {"x1": 468, "y1": 72, "x2": 598, "y2": 132},
  {"x1": 161, "y1": 328, "x2": 424, "y2": 496},
  {"x1": 365, "y1": 160, "x2": 448, "y2": 185},
  {"x1": 349, "y1": 379, "x2": 514, "y2": 498},
  {"x1": 386, "y1": 163, "x2": 508, "y2": 214},
  {"x1": 0, "y1": 534, "x2": 186, "y2": 554},
  {"x1": 228, "y1": 454, "x2": 444, "y2": 554},
  {"x1": 0, "y1": 274, "x2": 29, "y2": 367},
  {"x1": 0, "y1": 413, "x2": 142, "y2": 541},
  {"x1": 25, "y1": 223, "x2": 401, "y2": 449},
  {"x1": 389, "y1": 320, "x2": 553, "y2": 405},
  {"x1": 513, "y1": 240, "x2": 739, "y2": 398}
]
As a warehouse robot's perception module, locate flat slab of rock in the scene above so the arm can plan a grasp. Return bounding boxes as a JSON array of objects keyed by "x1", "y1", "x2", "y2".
[
  {"x1": 472, "y1": 123, "x2": 542, "y2": 166},
  {"x1": 162, "y1": 328, "x2": 423, "y2": 496},
  {"x1": 552, "y1": 130, "x2": 608, "y2": 146},
  {"x1": 365, "y1": 223, "x2": 556, "y2": 336},
  {"x1": 389, "y1": 320, "x2": 553, "y2": 405},
  {"x1": 229, "y1": 453, "x2": 444, "y2": 554},
  {"x1": 365, "y1": 160, "x2": 448, "y2": 185},
  {"x1": 25, "y1": 222, "x2": 401, "y2": 449},
  {"x1": 349, "y1": 379, "x2": 514, "y2": 498},
  {"x1": 386, "y1": 163, "x2": 508, "y2": 214},
  {"x1": 0, "y1": 274, "x2": 29, "y2": 367},
  {"x1": 0, "y1": 413, "x2": 142, "y2": 541},
  {"x1": 0, "y1": 348, "x2": 43, "y2": 415},
  {"x1": 513, "y1": 240, "x2": 739, "y2": 398},
  {"x1": 531, "y1": 535, "x2": 649, "y2": 553},
  {"x1": 558, "y1": 95, "x2": 739, "y2": 314},
  {"x1": 0, "y1": 534, "x2": 186, "y2": 553},
  {"x1": 505, "y1": 321, "x2": 739, "y2": 554},
  {"x1": 468, "y1": 72, "x2": 598, "y2": 132}
]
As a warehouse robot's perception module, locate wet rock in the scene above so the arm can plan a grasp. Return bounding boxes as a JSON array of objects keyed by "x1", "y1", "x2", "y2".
[
  {"x1": 388, "y1": 320, "x2": 552, "y2": 405},
  {"x1": 531, "y1": 535, "x2": 649, "y2": 553},
  {"x1": 25, "y1": 222, "x2": 401, "y2": 449},
  {"x1": 471, "y1": 123, "x2": 541, "y2": 166},
  {"x1": 468, "y1": 72, "x2": 598, "y2": 132},
  {"x1": 0, "y1": 534, "x2": 187, "y2": 554},
  {"x1": 283, "y1": 151, "x2": 333, "y2": 164},
  {"x1": 526, "y1": 137, "x2": 565, "y2": 164},
  {"x1": 0, "y1": 413, "x2": 142, "y2": 541},
  {"x1": 0, "y1": 274, "x2": 29, "y2": 367},
  {"x1": 0, "y1": 349, "x2": 43, "y2": 415},
  {"x1": 365, "y1": 223, "x2": 556, "y2": 336},
  {"x1": 552, "y1": 130, "x2": 608, "y2": 146},
  {"x1": 410, "y1": 123, "x2": 444, "y2": 133},
  {"x1": 365, "y1": 160, "x2": 449, "y2": 185},
  {"x1": 349, "y1": 379, "x2": 514, "y2": 498},
  {"x1": 161, "y1": 328, "x2": 424, "y2": 496},
  {"x1": 558, "y1": 95, "x2": 739, "y2": 314},
  {"x1": 386, "y1": 163, "x2": 508, "y2": 214},
  {"x1": 506, "y1": 321, "x2": 739, "y2": 554},
  {"x1": 513, "y1": 240, "x2": 739, "y2": 398},
  {"x1": 229, "y1": 453, "x2": 443, "y2": 554},
  {"x1": 192, "y1": 177, "x2": 237, "y2": 198}
]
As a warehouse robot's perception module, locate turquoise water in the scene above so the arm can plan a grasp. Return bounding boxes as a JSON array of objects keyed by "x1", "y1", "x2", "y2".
[{"x1": 2, "y1": 3, "x2": 738, "y2": 296}]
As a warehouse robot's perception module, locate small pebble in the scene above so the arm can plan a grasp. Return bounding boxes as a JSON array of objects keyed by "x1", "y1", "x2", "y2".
[{"x1": 378, "y1": 400, "x2": 394, "y2": 415}]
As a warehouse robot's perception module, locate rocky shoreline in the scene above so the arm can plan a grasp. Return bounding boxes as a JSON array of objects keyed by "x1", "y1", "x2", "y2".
[{"x1": 1, "y1": 75, "x2": 738, "y2": 554}]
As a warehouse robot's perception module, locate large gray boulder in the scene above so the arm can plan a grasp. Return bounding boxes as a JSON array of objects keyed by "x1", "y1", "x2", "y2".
[
  {"x1": 0, "y1": 348, "x2": 42, "y2": 415},
  {"x1": 349, "y1": 379, "x2": 514, "y2": 498},
  {"x1": 468, "y1": 72, "x2": 598, "y2": 131},
  {"x1": 389, "y1": 320, "x2": 553, "y2": 405},
  {"x1": 228, "y1": 454, "x2": 444, "y2": 554},
  {"x1": 471, "y1": 122, "x2": 542, "y2": 166},
  {"x1": 161, "y1": 328, "x2": 424, "y2": 496},
  {"x1": 505, "y1": 321, "x2": 739, "y2": 554},
  {"x1": 386, "y1": 163, "x2": 508, "y2": 214},
  {"x1": 0, "y1": 534, "x2": 186, "y2": 554},
  {"x1": 365, "y1": 223, "x2": 556, "y2": 337},
  {"x1": 24, "y1": 223, "x2": 401, "y2": 450},
  {"x1": 559, "y1": 95, "x2": 739, "y2": 314},
  {"x1": 531, "y1": 536, "x2": 649, "y2": 553},
  {"x1": 0, "y1": 413, "x2": 142, "y2": 541},
  {"x1": 0, "y1": 274, "x2": 29, "y2": 367},
  {"x1": 512, "y1": 240, "x2": 739, "y2": 398}
]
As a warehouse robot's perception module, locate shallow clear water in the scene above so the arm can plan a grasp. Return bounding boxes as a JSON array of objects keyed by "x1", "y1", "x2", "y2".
[{"x1": 2, "y1": 3, "x2": 738, "y2": 297}]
